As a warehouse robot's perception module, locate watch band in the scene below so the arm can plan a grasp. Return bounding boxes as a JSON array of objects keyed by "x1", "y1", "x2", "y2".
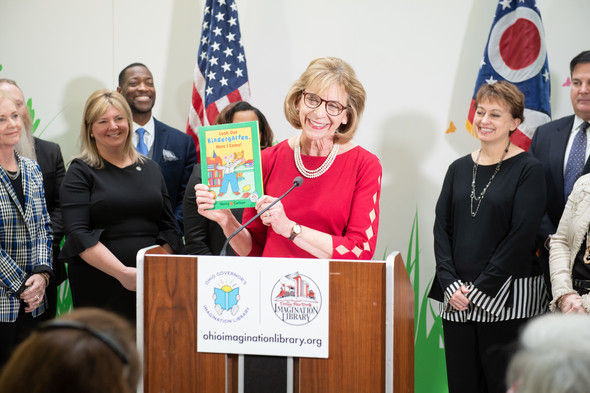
[{"x1": 289, "y1": 223, "x2": 301, "y2": 241}]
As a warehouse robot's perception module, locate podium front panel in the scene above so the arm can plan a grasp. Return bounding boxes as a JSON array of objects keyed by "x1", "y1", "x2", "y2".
[{"x1": 138, "y1": 249, "x2": 413, "y2": 393}]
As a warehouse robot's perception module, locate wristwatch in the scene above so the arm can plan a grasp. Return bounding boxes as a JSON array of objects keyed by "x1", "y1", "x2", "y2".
[{"x1": 289, "y1": 223, "x2": 302, "y2": 241}]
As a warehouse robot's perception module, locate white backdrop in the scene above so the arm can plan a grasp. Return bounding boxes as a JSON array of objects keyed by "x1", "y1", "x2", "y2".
[{"x1": 1, "y1": 0, "x2": 588, "y2": 302}]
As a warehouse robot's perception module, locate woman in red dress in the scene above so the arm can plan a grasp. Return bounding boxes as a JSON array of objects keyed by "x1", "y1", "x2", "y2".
[{"x1": 195, "y1": 57, "x2": 381, "y2": 260}]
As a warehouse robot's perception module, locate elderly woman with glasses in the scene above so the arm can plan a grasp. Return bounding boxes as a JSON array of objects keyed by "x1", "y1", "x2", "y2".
[{"x1": 195, "y1": 57, "x2": 382, "y2": 260}]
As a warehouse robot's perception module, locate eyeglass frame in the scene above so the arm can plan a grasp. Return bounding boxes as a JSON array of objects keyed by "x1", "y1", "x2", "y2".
[{"x1": 301, "y1": 91, "x2": 348, "y2": 116}]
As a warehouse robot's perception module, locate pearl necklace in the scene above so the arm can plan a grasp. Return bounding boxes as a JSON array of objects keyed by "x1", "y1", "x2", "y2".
[
  {"x1": 470, "y1": 140, "x2": 510, "y2": 218},
  {"x1": 294, "y1": 135, "x2": 339, "y2": 178}
]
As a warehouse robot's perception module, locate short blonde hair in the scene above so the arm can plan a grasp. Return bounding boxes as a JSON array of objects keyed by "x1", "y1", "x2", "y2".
[
  {"x1": 78, "y1": 89, "x2": 142, "y2": 168},
  {"x1": 284, "y1": 57, "x2": 366, "y2": 144}
]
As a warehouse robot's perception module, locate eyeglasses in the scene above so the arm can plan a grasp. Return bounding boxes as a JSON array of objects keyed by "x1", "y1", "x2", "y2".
[{"x1": 302, "y1": 92, "x2": 348, "y2": 116}]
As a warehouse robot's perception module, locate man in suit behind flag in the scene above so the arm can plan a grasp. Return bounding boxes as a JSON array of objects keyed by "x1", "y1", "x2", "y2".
[
  {"x1": 186, "y1": 0, "x2": 251, "y2": 161},
  {"x1": 466, "y1": 0, "x2": 551, "y2": 152},
  {"x1": 117, "y1": 63, "x2": 197, "y2": 235}
]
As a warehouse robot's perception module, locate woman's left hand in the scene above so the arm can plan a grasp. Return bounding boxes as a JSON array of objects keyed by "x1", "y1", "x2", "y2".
[
  {"x1": 256, "y1": 195, "x2": 291, "y2": 238},
  {"x1": 20, "y1": 274, "x2": 47, "y2": 313}
]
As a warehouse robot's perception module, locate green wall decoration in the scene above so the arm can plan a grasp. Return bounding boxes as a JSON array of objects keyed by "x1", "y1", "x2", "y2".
[
  {"x1": 406, "y1": 209, "x2": 448, "y2": 393},
  {"x1": 27, "y1": 98, "x2": 41, "y2": 133}
]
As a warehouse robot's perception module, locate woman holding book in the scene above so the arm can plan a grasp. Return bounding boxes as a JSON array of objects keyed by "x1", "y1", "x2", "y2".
[
  {"x1": 184, "y1": 101, "x2": 274, "y2": 255},
  {"x1": 195, "y1": 57, "x2": 382, "y2": 260},
  {"x1": 59, "y1": 90, "x2": 182, "y2": 321}
]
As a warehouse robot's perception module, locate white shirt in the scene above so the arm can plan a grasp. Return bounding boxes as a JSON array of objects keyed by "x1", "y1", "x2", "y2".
[
  {"x1": 563, "y1": 115, "x2": 590, "y2": 175},
  {"x1": 132, "y1": 117, "x2": 155, "y2": 154}
]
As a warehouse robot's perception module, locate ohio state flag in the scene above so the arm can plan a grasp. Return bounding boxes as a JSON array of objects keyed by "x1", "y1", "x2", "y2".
[{"x1": 466, "y1": 0, "x2": 551, "y2": 151}]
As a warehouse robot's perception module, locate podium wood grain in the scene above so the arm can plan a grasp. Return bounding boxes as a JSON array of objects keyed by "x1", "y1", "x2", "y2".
[
  {"x1": 144, "y1": 254, "x2": 226, "y2": 393},
  {"x1": 142, "y1": 250, "x2": 413, "y2": 393}
]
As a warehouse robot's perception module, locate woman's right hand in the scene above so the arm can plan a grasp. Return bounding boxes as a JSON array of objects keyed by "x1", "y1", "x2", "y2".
[
  {"x1": 118, "y1": 266, "x2": 137, "y2": 292},
  {"x1": 559, "y1": 293, "x2": 586, "y2": 314},
  {"x1": 195, "y1": 183, "x2": 233, "y2": 224},
  {"x1": 449, "y1": 285, "x2": 471, "y2": 311}
]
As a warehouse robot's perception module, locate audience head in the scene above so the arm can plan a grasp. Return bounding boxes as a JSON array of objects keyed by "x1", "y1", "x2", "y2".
[
  {"x1": 215, "y1": 101, "x2": 275, "y2": 149},
  {"x1": 283, "y1": 57, "x2": 366, "y2": 144},
  {"x1": 0, "y1": 79, "x2": 37, "y2": 160},
  {"x1": 569, "y1": 50, "x2": 590, "y2": 122},
  {"x1": 474, "y1": 81, "x2": 524, "y2": 135},
  {"x1": 79, "y1": 89, "x2": 139, "y2": 168},
  {"x1": 0, "y1": 308, "x2": 141, "y2": 393},
  {"x1": 506, "y1": 314, "x2": 590, "y2": 393},
  {"x1": 117, "y1": 63, "x2": 156, "y2": 119}
]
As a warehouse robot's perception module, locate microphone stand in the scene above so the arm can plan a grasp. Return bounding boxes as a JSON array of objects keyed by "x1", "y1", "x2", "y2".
[{"x1": 220, "y1": 177, "x2": 303, "y2": 256}]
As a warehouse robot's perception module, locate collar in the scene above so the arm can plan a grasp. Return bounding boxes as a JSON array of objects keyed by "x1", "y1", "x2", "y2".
[
  {"x1": 573, "y1": 115, "x2": 589, "y2": 134},
  {"x1": 133, "y1": 116, "x2": 155, "y2": 135}
]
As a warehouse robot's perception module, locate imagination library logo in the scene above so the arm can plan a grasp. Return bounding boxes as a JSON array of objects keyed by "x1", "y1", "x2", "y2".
[
  {"x1": 271, "y1": 271, "x2": 322, "y2": 326},
  {"x1": 203, "y1": 270, "x2": 249, "y2": 324}
]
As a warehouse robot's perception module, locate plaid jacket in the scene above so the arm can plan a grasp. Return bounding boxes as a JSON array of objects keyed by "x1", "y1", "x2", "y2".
[{"x1": 0, "y1": 154, "x2": 52, "y2": 322}]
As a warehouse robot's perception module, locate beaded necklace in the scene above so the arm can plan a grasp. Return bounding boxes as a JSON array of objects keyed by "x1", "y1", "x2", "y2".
[{"x1": 470, "y1": 140, "x2": 511, "y2": 218}]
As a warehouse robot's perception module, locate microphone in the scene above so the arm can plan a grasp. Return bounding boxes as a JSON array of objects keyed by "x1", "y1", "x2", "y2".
[{"x1": 220, "y1": 176, "x2": 304, "y2": 256}]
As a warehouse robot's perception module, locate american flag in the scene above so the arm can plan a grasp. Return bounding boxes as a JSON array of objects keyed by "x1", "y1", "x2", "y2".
[
  {"x1": 466, "y1": 0, "x2": 551, "y2": 151},
  {"x1": 187, "y1": 0, "x2": 251, "y2": 158}
]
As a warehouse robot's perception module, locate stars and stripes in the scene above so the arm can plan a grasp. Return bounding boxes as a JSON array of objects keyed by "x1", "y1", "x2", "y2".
[
  {"x1": 466, "y1": 0, "x2": 551, "y2": 151},
  {"x1": 187, "y1": 0, "x2": 251, "y2": 159}
]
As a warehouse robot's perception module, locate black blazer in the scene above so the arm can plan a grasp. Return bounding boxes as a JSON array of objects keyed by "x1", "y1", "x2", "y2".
[
  {"x1": 529, "y1": 115, "x2": 590, "y2": 243},
  {"x1": 34, "y1": 137, "x2": 66, "y2": 283}
]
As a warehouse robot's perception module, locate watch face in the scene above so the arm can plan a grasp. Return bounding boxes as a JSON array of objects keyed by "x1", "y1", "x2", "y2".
[{"x1": 289, "y1": 223, "x2": 302, "y2": 240}]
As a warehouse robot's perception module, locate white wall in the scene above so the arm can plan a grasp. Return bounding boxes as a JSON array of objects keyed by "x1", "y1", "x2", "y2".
[{"x1": 0, "y1": 0, "x2": 588, "y2": 301}]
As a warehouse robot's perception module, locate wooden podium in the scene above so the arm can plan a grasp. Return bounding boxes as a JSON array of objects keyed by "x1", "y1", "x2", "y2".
[{"x1": 137, "y1": 248, "x2": 414, "y2": 393}]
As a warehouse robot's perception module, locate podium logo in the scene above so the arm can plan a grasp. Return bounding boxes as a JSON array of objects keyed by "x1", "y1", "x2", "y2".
[
  {"x1": 203, "y1": 271, "x2": 250, "y2": 324},
  {"x1": 271, "y1": 272, "x2": 322, "y2": 326}
]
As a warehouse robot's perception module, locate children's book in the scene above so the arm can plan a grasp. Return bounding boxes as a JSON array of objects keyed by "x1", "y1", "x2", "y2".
[{"x1": 198, "y1": 121, "x2": 263, "y2": 210}]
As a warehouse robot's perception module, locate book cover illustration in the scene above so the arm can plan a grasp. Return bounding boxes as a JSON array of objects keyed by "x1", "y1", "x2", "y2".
[{"x1": 199, "y1": 121, "x2": 264, "y2": 209}]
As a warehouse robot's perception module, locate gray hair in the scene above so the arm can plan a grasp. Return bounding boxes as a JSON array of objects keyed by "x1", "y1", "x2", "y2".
[{"x1": 506, "y1": 314, "x2": 590, "y2": 393}]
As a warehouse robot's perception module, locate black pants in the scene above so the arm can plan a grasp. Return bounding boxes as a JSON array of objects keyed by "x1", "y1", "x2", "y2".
[
  {"x1": 442, "y1": 318, "x2": 527, "y2": 393},
  {"x1": 0, "y1": 303, "x2": 40, "y2": 367}
]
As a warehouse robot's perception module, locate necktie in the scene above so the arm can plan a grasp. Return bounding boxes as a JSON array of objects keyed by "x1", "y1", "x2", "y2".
[
  {"x1": 136, "y1": 128, "x2": 148, "y2": 156},
  {"x1": 564, "y1": 122, "x2": 589, "y2": 199}
]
